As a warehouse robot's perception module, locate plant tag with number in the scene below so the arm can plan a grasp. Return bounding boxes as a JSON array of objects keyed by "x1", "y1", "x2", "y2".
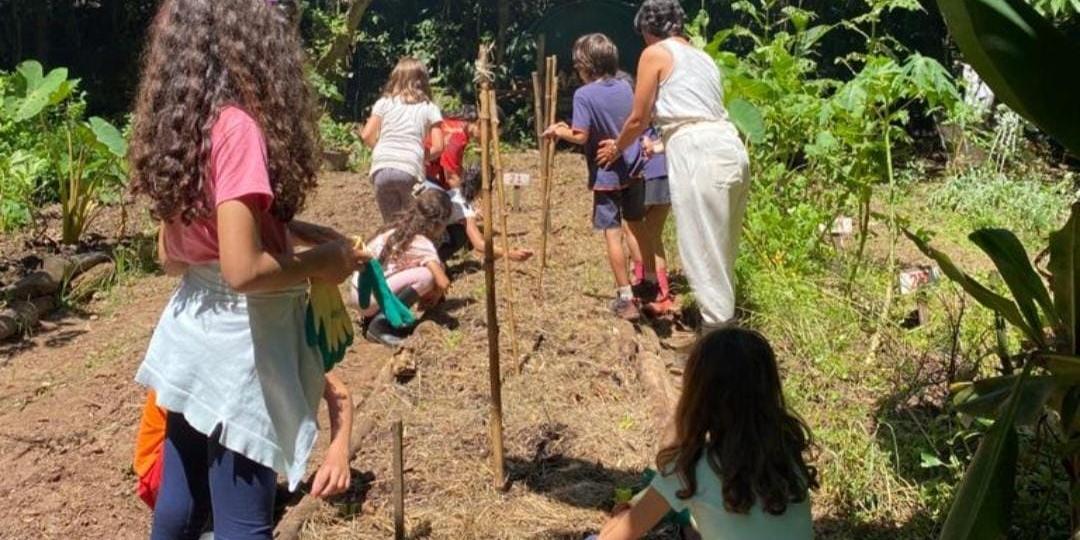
[{"x1": 504, "y1": 172, "x2": 531, "y2": 187}]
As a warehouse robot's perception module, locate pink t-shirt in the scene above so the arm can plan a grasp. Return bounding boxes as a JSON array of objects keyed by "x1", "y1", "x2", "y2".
[{"x1": 162, "y1": 107, "x2": 289, "y2": 264}]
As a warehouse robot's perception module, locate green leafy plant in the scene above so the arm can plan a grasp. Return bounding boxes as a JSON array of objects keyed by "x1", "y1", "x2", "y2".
[
  {"x1": 906, "y1": 0, "x2": 1080, "y2": 536},
  {"x1": 1, "y1": 60, "x2": 128, "y2": 243},
  {"x1": 702, "y1": 0, "x2": 962, "y2": 277},
  {"x1": 0, "y1": 150, "x2": 47, "y2": 231}
]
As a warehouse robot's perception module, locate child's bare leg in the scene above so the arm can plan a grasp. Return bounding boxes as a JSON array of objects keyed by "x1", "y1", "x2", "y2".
[
  {"x1": 604, "y1": 227, "x2": 632, "y2": 289},
  {"x1": 623, "y1": 221, "x2": 643, "y2": 268},
  {"x1": 624, "y1": 219, "x2": 655, "y2": 277},
  {"x1": 647, "y1": 204, "x2": 670, "y2": 272}
]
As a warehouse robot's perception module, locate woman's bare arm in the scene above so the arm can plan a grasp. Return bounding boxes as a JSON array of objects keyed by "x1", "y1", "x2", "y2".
[{"x1": 598, "y1": 45, "x2": 669, "y2": 166}]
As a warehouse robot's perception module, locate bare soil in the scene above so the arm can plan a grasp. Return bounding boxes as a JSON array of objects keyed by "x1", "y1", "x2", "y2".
[{"x1": 0, "y1": 152, "x2": 692, "y2": 539}]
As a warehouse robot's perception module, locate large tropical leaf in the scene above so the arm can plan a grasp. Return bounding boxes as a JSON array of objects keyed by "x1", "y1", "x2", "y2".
[
  {"x1": 1049, "y1": 203, "x2": 1080, "y2": 354},
  {"x1": 88, "y1": 117, "x2": 128, "y2": 158},
  {"x1": 14, "y1": 66, "x2": 68, "y2": 122},
  {"x1": 728, "y1": 98, "x2": 765, "y2": 144},
  {"x1": 952, "y1": 373, "x2": 1057, "y2": 426},
  {"x1": 969, "y1": 229, "x2": 1057, "y2": 341},
  {"x1": 15, "y1": 60, "x2": 44, "y2": 92},
  {"x1": 904, "y1": 229, "x2": 1038, "y2": 342},
  {"x1": 935, "y1": 0, "x2": 1080, "y2": 155},
  {"x1": 940, "y1": 363, "x2": 1031, "y2": 540}
]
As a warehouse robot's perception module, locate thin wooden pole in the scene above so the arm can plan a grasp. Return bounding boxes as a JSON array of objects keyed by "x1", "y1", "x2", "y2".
[
  {"x1": 532, "y1": 70, "x2": 544, "y2": 149},
  {"x1": 537, "y1": 55, "x2": 557, "y2": 295},
  {"x1": 392, "y1": 420, "x2": 404, "y2": 540},
  {"x1": 476, "y1": 46, "x2": 506, "y2": 489},
  {"x1": 487, "y1": 88, "x2": 520, "y2": 368}
]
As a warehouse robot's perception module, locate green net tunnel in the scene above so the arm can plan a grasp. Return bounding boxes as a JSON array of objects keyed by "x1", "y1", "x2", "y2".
[{"x1": 531, "y1": 0, "x2": 644, "y2": 76}]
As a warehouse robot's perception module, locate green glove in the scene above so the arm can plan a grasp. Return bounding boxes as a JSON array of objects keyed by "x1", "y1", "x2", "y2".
[{"x1": 357, "y1": 259, "x2": 417, "y2": 329}]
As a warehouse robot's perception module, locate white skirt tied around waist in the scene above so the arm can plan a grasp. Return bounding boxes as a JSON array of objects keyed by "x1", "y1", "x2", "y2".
[{"x1": 135, "y1": 265, "x2": 325, "y2": 490}]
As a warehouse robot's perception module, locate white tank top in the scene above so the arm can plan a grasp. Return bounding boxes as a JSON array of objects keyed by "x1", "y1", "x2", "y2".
[{"x1": 654, "y1": 38, "x2": 730, "y2": 132}]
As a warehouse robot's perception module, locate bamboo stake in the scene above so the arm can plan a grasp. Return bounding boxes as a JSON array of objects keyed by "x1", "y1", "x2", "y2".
[
  {"x1": 532, "y1": 70, "x2": 544, "y2": 150},
  {"x1": 476, "y1": 45, "x2": 506, "y2": 490},
  {"x1": 537, "y1": 55, "x2": 558, "y2": 295},
  {"x1": 487, "y1": 87, "x2": 520, "y2": 368},
  {"x1": 392, "y1": 420, "x2": 405, "y2": 540}
]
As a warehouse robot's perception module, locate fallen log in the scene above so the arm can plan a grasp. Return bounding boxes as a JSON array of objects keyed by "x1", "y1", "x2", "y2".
[
  {"x1": 2, "y1": 252, "x2": 110, "y2": 302},
  {"x1": 0, "y1": 296, "x2": 59, "y2": 341},
  {"x1": 67, "y1": 262, "x2": 116, "y2": 303}
]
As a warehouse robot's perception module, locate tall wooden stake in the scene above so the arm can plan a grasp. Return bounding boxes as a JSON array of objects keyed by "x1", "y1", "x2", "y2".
[
  {"x1": 392, "y1": 420, "x2": 405, "y2": 540},
  {"x1": 537, "y1": 55, "x2": 558, "y2": 295},
  {"x1": 476, "y1": 45, "x2": 506, "y2": 490},
  {"x1": 488, "y1": 88, "x2": 520, "y2": 367},
  {"x1": 532, "y1": 70, "x2": 544, "y2": 149}
]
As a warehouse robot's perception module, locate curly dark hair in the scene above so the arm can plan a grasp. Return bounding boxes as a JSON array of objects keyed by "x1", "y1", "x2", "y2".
[
  {"x1": 634, "y1": 0, "x2": 686, "y2": 38},
  {"x1": 656, "y1": 327, "x2": 819, "y2": 515},
  {"x1": 377, "y1": 189, "x2": 452, "y2": 266},
  {"x1": 128, "y1": 0, "x2": 320, "y2": 225}
]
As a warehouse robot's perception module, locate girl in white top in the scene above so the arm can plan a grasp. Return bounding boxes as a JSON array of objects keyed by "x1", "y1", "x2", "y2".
[
  {"x1": 597, "y1": 0, "x2": 750, "y2": 331},
  {"x1": 361, "y1": 57, "x2": 445, "y2": 222}
]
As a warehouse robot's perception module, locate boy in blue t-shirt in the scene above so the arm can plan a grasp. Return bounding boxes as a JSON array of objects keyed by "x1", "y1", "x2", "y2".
[{"x1": 543, "y1": 33, "x2": 646, "y2": 321}]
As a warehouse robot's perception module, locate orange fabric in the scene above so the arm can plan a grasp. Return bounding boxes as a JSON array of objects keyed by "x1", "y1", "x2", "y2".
[{"x1": 133, "y1": 390, "x2": 167, "y2": 508}]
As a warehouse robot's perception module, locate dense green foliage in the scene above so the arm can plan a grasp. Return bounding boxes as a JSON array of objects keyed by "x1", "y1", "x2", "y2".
[{"x1": 0, "y1": 60, "x2": 126, "y2": 240}]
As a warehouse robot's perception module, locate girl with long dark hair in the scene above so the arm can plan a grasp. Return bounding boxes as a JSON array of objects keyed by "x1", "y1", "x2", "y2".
[
  {"x1": 594, "y1": 328, "x2": 817, "y2": 539},
  {"x1": 129, "y1": 1, "x2": 367, "y2": 537}
]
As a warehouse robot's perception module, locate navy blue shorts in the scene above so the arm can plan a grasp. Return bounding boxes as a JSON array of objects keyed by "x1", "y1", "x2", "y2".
[
  {"x1": 593, "y1": 179, "x2": 646, "y2": 230},
  {"x1": 644, "y1": 175, "x2": 671, "y2": 206}
]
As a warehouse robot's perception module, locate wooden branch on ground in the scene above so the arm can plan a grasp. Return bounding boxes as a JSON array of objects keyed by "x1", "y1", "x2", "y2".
[
  {"x1": 0, "y1": 296, "x2": 58, "y2": 342},
  {"x1": 1, "y1": 251, "x2": 110, "y2": 302}
]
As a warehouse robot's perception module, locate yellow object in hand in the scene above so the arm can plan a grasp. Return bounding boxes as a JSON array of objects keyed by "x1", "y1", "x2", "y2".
[{"x1": 305, "y1": 279, "x2": 354, "y2": 372}]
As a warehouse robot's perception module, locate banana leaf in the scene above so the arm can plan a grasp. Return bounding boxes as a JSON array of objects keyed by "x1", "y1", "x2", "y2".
[
  {"x1": 936, "y1": 0, "x2": 1080, "y2": 155},
  {"x1": 904, "y1": 229, "x2": 1037, "y2": 342},
  {"x1": 940, "y1": 363, "x2": 1032, "y2": 540},
  {"x1": 952, "y1": 373, "x2": 1057, "y2": 426},
  {"x1": 1049, "y1": 203, "x2": 1080, "y2": 354},
  {"x1": 969, "y1": 229, "x2": 1057, "y2": 341}
]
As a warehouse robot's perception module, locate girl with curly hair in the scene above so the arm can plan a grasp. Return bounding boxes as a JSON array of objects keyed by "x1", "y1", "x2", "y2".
[
  {"x1": 349, "y1": 188, "x2": 454, "y2": 346},
  {"x1": 597, "y1": 0, "x2": 751, "y2": 330},
  {"x1": 128, "y1": 1, "x2": 367, "y2": 537},
  {"x1": 593, "y1": 327, "x2": 817, "y2": 539}
]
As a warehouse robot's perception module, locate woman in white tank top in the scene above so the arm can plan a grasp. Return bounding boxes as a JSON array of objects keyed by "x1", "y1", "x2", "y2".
[{"x1": 597, "y1": 0, "x2": 750, "y2": 332}]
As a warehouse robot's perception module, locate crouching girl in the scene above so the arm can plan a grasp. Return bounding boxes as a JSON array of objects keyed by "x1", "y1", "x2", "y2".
[{"x1": 349, "y1": 189, "x2": 453, "y2": 346}]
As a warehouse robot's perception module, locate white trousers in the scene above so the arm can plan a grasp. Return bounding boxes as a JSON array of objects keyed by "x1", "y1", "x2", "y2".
[{"x1": 665, "y1": 122, "x2": 750, "y2": 328}]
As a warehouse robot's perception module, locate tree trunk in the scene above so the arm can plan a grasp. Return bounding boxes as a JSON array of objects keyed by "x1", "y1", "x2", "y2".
[
  {"x1": 33, "y1": 1, "x2": 49, "y2": 65},
  {"x1": 315, "y1": 0, "x2": 377, "y2": 75},
  {"x1": 496, "y1": 0, "x2": 510, "y2": 65}
]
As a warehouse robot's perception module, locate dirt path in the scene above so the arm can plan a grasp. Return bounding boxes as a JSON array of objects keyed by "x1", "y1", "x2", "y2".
[{"x1": 0, "y1": 152, "x2": 689, "y2": 539}]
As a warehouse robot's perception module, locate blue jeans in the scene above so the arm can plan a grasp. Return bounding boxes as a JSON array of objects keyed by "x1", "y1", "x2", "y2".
[{"x1": 151, "y1": 413, "x2": 277, "y2": 540}]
